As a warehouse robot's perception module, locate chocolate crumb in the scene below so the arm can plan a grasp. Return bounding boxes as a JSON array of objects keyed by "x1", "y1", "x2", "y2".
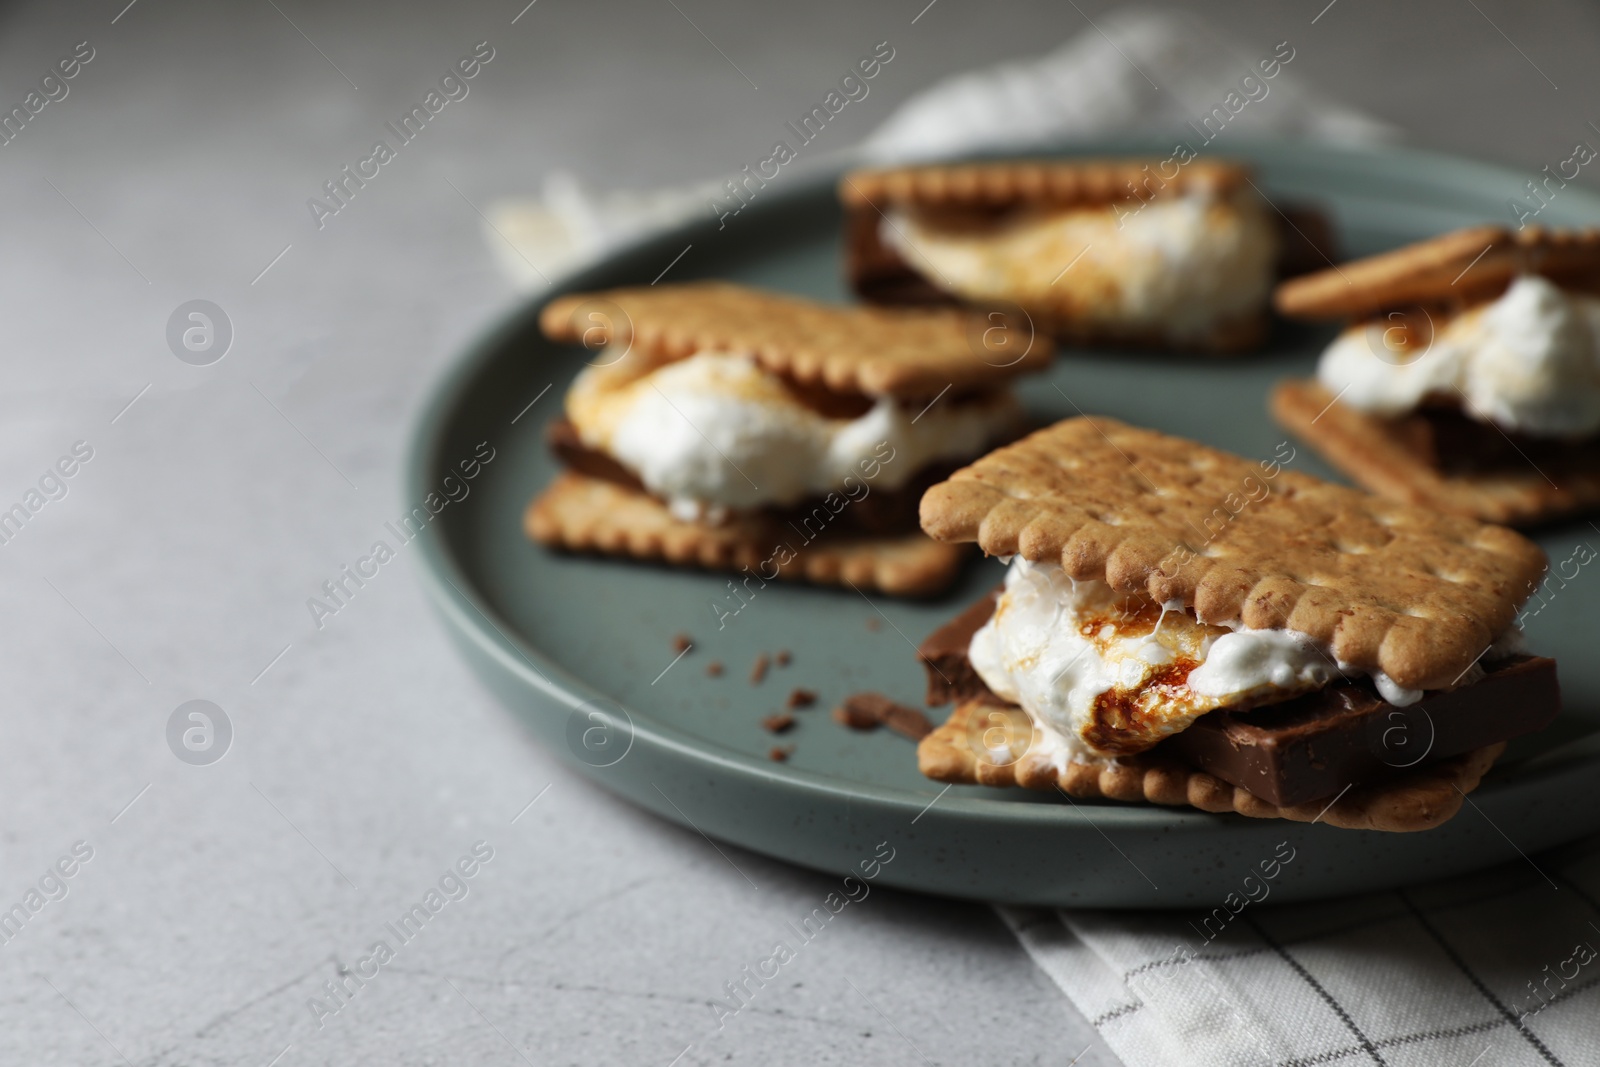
[
  {"x1": 881, "y1": 703, "x2": 934, "y2": 741},
  {"x1": 761, "y1": 712, "x2": 796, "y2": 734},
  {"x1": 865, "y1": 617, "x2": 882, "y2": 632},
  {"x1": 785, "y1": 688, "x2": 817, "y2": 710},
  {"x1": 672, "y1": 633, "x2": 693, "y2": 654},
  {"x1": 831, "y1": 692, "x2": 933, "y2": 740},
  {"x1": 832, "y1": 694, "x2": 885, "y2": 731},
  {"x1": 768, "y1": 745, "x2": 794, "y2": 762},
  {"x1": 706, "y1": 661, "x2": 724, "y2": 677},
  {"x1": 749, "y1": 653, "x2": 770, "y2": 684},
  {"x1": 775, "y1": 650, "x2": 792, "y2": 666}
]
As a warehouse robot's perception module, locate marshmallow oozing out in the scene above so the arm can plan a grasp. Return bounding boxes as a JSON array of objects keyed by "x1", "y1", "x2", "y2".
[
  {"x1": 880, "y1": 188, "x2": 1278, "y2": 341},
  {"x1": 1317, "y1": 274, "x2": 1600, "y2": 439},
  {"x1": 566, "y1": 349, "x2": 1021, "y2": 520},
  {"x1": 966, "y1": 558, "x2": 1435, "y2": 764}
]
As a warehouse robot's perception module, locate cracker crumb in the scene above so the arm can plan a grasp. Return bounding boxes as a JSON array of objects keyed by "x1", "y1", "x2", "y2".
[
  {"x1": 785, "y1": 688, "x2": 817, "y2": 710},
  {"x1": 749, "y1": 653, "x2": 770, "y2": 684},
  {"x1": 706, "y1": 661, "x2": 724, "y2": 677},
  {"x1": 866, "y1": 617, "x2": 882, "y2": 632},
  {"x1": 831, "y1": 692, "x2": 933, "y2": 740},
  {"x1": 775, "y1": 650, "x2": 792, "y2": 666},
  {"x1": 761, "y1": 712, "x2": 795, "y2": 734},
  {"x1": 768, "y1": 745, "x2": 794, "y2": 762},
  {"x1": 672, "y1": 633, "x2": 693, "y2": 654}
]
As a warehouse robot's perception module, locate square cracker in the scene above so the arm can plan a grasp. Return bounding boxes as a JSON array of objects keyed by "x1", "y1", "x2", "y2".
[
  {"x1": 1275, "y1": 224, "x2": 1600, "y2": 321},
  {"x1": 527, "y1": 471, "x2": 967, "y2": 597},
  {"x1": 918, "y1": 701, "x2": 1504, "y2": 832},
  {"x1": 918, "y1": 417, "x2": 1546, "y2": 690},
  {"x1": 840, "y1": 202, "x2": 1269, "y2": 354},
  {"x1": 1273, "y1": 379, "x2": 1600, "y2": 526},
  {"x1": 838, "y1": 158, "x2": 1250, "y2": 210},
  {"x1": 838, "y1": 159, "x2": 1270, "y2": 355},
  {"x1": 539, "y1": 282, "x2": 1050, "y2": 399}
]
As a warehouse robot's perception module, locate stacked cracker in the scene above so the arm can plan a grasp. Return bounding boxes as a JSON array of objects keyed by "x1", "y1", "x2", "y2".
[
  {"x1": 840, "y1": 158, "x2": 1335, "y2": 353},
  {"x1": 527, "y1": 282, "x2": 1050, "y2": 596},
  {"x1": 913, "y1": 417, "x2": 1555, "y2": 831},
  {"x1": 1274, "y1": 225, "x2": 1600, "y2": 525}
]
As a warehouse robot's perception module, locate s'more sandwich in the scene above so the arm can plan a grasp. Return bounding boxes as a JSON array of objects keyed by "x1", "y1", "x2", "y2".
[
  {"x1": 525, "y1": 282, "x2": 1051, "y2": 596},
  {"x1": 1274, "y1": 225, "x2": 1600, "y2": 525},
  {"x1": 912, "y1": 417, "x2": 1559, "y2": 831},
  {"x1": 839, "y1": 158, "x2": 1335, "y2": 353}
]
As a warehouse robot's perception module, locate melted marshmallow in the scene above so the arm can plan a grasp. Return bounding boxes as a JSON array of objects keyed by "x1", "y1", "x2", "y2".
[
  {"x1": 881, "y1": 190, "x2": 1277, "y2": 341},
  {"x1": 967, "y1": 558, "x2": 1438, "y2": 763},
  {"x1": 1317, "y1": 274, "x2": 1600, "y2": 438},
  {"x1": 568, "y1": 351, "x2": 1019, "y2": 519}
]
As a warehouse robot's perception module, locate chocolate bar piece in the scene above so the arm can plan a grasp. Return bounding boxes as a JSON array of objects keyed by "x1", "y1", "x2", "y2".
[
  {"x1": 916, "y1": 586, "x2": 1001, "y2": 706},
  {"x1": 1387, "y1": 403, "x2": 1600, "y2": 477},
  {"x1": 918, "y1": 593, "x2": 1561, "y2": 805},
  {"x1": 547, "y1": 417, "x2": 646, "y2": 489},
  {"x1": 1168, "y1": 656, "x2": 1560, "y2": 806},
  {"x1": 844, "y1": 205, "x2": 955, "y2": 308}
]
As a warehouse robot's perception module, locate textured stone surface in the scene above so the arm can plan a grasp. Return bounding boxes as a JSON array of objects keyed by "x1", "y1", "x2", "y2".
[{"x1": 0, "y1": 0, "x2": 1592, "y2": 1062}]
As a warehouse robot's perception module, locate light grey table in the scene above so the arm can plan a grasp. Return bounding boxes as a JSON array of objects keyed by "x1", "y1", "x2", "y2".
[{"x1": 0, "y1": 1, "x2": 1594, "y2": 1063}]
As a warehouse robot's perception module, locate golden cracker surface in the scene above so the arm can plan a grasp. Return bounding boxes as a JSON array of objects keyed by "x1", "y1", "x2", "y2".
[
  {"x1": 919, "y1": 417, "x2": 1546, "y2": 689},
  {"x1": 1275, "y1": 225, "x2": 1600, "y2": 320},
  {"x1": 838, "y1": 158, "x2": 1249, "y2": 210},
  {"x1": 918, "y1": 701, "x2": 1503, "y2": 832},
  {"x1": 526, "y1": 472, "x2": 966, "y2": 597},
  {"x1": 539, "y1": 282, "x2": 1050, "y2": 399},
  {"x1": 1272, "y1": 379, "x2": 1600, "y2": 526}
]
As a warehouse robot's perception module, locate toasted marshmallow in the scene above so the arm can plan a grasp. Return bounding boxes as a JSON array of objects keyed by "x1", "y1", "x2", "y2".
[
  {"x1": 566, "y1": 350, "x2": 1020, "y2": 520},
  {"x1": 967, "y1": 558, "x2": 1433, "y2": 764},
  {"x1": 1317, "y1": 274, "x2": 1600, "y2": 438},
  {"x1": 880, "y1": 189, "x2": 1277, "y2": 341}
]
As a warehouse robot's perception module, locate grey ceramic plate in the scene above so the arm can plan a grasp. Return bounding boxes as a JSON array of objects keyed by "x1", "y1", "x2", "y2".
[{"x1": 410, "y1": 140, "x2": 1600, "y2": 908}]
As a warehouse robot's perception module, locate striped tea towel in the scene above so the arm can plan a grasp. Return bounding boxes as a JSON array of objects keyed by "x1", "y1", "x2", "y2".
[{"x1": 999, "y1": 836, "x2": 1600, "y2": 1067}]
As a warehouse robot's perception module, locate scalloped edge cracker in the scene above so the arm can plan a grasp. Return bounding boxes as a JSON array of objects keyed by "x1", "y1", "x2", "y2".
[
  {"x1": 1273, "y1": 379, "x2": 1600, "y2": 527},
  {"x1": 918, "y1": 416, "x2": 1546, "y2": 689},
  {"x1": 538, "y1": 282, "x2": 1050, "y2": 399},
  {"x1": 1275, "y1": 225, "x2": 1600, "y2": 321},
  {"x1": 838, "y1": 158, "x2": 1250, "y2": 210},
  {"x1": 527, "y1": 471, "x2": 967, "y2": 597},
  {"x1": 918, "y1": 701, "x2": 1504, "y2": 832},
  {"x1": 838, "y1": 159, "x2": 1271, "y2": 355}
]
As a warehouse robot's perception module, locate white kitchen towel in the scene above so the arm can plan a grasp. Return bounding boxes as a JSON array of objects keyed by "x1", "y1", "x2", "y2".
[
  {"x1": 1000, "y1": 835, "x2": 1600, "y2": 1067},
  {"x1": 483, "y1": 6, "x2": 1399, "y2": 289}
]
